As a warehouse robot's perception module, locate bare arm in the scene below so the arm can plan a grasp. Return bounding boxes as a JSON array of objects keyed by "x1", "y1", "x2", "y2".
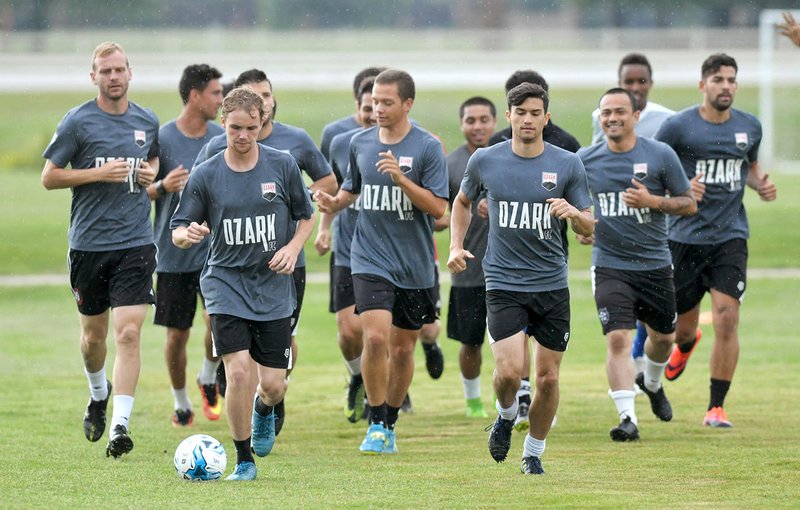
[
  {"x1": 309, "y1": 172, "x2": 338, "y2": 196},
  {"x1": 746, "y1": 161, "x2": 777, "y2": 201},
  {"x1": 41, "y1": 158, "x2": 130, "y2": 190},
  {"x1": 446, "y1": 191, "x2": 475, "y2": 273},
  {"x1": 547, "y1": 198, "x2": 595, "y2": 237},
  {"x1": 314, "y1": 211, "x2": 336, "y2": 256},
  {"x1": 172, "y1": 222, "x2": 211, "y2": 249},
  {"x1": 377, "y1": 150, "x2": 447, "y2": 219},
  {"x1": 268, "y1": 213, "x2": 317, "y2": 274},
  {"x1": 622, "y1": 179, "x2": 697, "y2": 216},
  {"x1": 147, "y1": 164, "x2": 189, "y2": 200},
  {"x1": 314, "y1": 188, "x2": 356, "y2": 214}
]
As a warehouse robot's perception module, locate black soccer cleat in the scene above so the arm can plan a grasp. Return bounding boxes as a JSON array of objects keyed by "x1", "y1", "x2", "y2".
[
  {"x1": 486, "y1": 416, "x2": 514, "y2": 463},
  {"x1": 83, "y1": 380, "x2": 112, "y2": 442},
  {"x1": 610, "y1": 416, "x2": 640, "y2": 442},
  {"x1": 106, "y1": 425, "x2": 134, "y2": 458},
  {"x1": 400, "y1": 393, "x2": 414, "y2": 414},
  {"x1": 423, "y1": 342, "x2": 444, "y2": 379},
  {"x1": 520, "y1": 455, "x2": 545, "y2": 475},
  {"x1": 345, "y1": 374, "x2": 366, "y2": 424},
  {"x1": 274, "y1": 398, "x2": 285, "y2": 436},
  {"x1": 636, "y1": 373, "x2": 673, "y2": 422}
]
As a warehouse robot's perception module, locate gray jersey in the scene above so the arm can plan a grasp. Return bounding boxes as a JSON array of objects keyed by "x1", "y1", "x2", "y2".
[
  {"x1": 321, "y1": 115, "x2": 359, "y2": 160},
  {"x1": 447, "y1": 144, "x2": 488, "y2": 288},
  {"x1": 154, "y1": 120, "x2": 223, "y2": 273},
  {"x1": 43, "y1": 99, "x2": 159, "y2": 251},
  {"x1": 591, "y1": 101, "x2": 674, "y2": 144},
  {"x1": 171, "y1": 146, "x2": 314, "y2": 321},
  {"x1": 579, "y1": 137, "x2": 691, "y2": 270},
  {"x1": 655, "y1": 106, "x2": 761, "y2": 245},
  {"x1": 329, "y1": 128, "x2": 362, "y2": 268},
  {"x1": 461, "y1": 141, "x2": 592, "y2": 292},
  {"x1": 342, "y1": 125, "x2": 448, "y2": 288}
]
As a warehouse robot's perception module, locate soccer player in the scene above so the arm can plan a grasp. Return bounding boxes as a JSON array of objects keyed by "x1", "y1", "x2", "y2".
[
  {"x1": 655, "y1": 53, "x2": 777, "y2": 427},
  {"x1": 41, "y1": 42, "x2": 159, "y2": 458},
  {"x1": 779, "y1": 11, "x2": 800, "y2": 46},
  {"x1": 171, "y1": 87, "x2": 315, "y2": 481},
  {"x1": 578, "y1": 88, "x2": 696, "y2": 441},
  {"x1": 449, "y1": 83, "x2": 593, "y2": 474},
  {"x1": 147, "y1": 64, "x2": 224, "y2": 427},
  {"x1": 444, "y1": 96, "x2": 497, "y2": 418},
  {"x1": 315, "y1": 69, "x2": 448, "y2": 454}
]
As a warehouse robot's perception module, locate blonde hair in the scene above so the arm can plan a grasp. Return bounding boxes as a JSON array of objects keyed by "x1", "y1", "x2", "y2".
[
  {"x1": 222, "y1": 87, "x2": 266, "y2": 121},
  {"x1": 91, "y1": 42, "x2": 128, "y2": 70}
]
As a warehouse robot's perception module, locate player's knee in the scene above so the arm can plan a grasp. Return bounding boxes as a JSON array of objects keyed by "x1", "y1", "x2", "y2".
[{"x1": 534, "y1": 369, "x2": 559, "y2": 394}]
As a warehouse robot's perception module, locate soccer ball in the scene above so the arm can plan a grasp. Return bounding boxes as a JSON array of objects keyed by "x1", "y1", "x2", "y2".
[{"x1": 174, "y1": 434, "x2": 227, "y2": 481}]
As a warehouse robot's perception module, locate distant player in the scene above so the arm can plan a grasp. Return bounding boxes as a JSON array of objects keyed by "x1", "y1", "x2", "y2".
[
  {"x1": 172, "y1": 87, "x2": 315, "y2": 480},
  {"x1": 42, "y1": 42, "x2": 159, "y2": 458},
  {"x1": 449, "y1": 83, "x2": 594, "y2": 475},
  {"x1": 578, "y1": 88, "x2": 696, "y2": 441},
  {"x1": 148, "y1": 64, "x2": 224, "y2": 427},
  {"x1": 655, "y1": 53, "x2": 777, "y2": 427}
]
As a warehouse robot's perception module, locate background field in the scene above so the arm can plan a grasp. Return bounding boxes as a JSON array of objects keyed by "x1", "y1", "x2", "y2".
[{"x1": 0, "y1": 88, "x2": 798, "y2": 508}]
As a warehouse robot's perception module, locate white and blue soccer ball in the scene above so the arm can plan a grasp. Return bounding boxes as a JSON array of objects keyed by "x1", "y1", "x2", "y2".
[{"x1": 174, "y1": 434, "x2": 227, "y2": 481}]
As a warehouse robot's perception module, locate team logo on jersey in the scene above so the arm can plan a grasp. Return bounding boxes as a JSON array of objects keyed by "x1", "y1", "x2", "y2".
[
  {"x1": 735, "y1": 132, "x2": 748, "y2": 150},
  {"x1": 399, "y1": 156, "x2": 414, "y2": 174},
  {"x1": 541, "y1": 172, "x2": 557, "y2": 191},
  {"x1": 633, "y1": 163, "x2": 648, "y2": 180},
  {"x1": 134, "y1": 130, "x2": 146, "y2": 148},
  {"x1": 261, "y1": 182, "x2": 276, "y2": 202}
]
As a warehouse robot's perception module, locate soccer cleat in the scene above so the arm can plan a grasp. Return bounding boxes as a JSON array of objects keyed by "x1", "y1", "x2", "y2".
[
  {"x1": 423, "y1": 343, "x2": 444, "y2": 379},
  {"x1": 171, "y1": 409, "x2": 194, "y2": 427},
  {"x1": 610, "y1": 416, "x2": 640, "y2": 442},
  {"x1": 383, "y1": 429, "x2": 398, "y2": 454},
  {"x1": 106, "y1": 424, "x2": 134, "y2": 458},
  {"x1": 274, "y1": 399, "x2": 285, "y2": 437},
  {"x1": 345, "y1": 375, "x2": 366, "y2": 423},
  {"x1": 197, "y1": 379, "x2": 222, "y2": 421},
  {"x1": 466, "y1": 398, "x2": 489, "y2": 418},
  {"x1": 226, "y1": 461, "x2": 257, "y2": 481},
  {"x1": 359, "y1": 423, "x2": 387, "y2": 455},
  {"x1": 520, "y1": 456, "x2": 545, "y2": 475},
  {"x1": 251, "y1": 397, "x2": 276, "y2": 457},
  {"x1": 703, "y1": 406, "x2": 733, "y2": 428},
  {"x1": 636, "y1": 373, "x2": 673, "y2": 422},
  {"x1": 83, "y1": 380, "x2": 112, "y2": 442},
  {"x1": 665, "y1": 328, "x2": 703, "y2": 381},
  {"x1": 486, "y1": 416, "x2": 514, "y2": 463},
  {"x1": 514, "y1": 394, "x2": 531, "y2": 433},
  {"x1": 400, "y1": 393, "x2": 413, "y2": 414}
]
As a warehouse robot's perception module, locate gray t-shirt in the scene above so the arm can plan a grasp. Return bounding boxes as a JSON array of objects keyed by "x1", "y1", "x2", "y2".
[
  {"x1": 154, "y1": 120, "x2": 223, "y2": 273},
  {"x1": 342, "y1": 125, "x2": 448, "y2": 289},
  {"x1": 43, "y1": 99, "x2": 159, "y2": 251},
  {"x1": 591, "y1": 101, "x2": 674, "y2": 144},
  {"x1": 461, "y1": 141, "x2": 592, "y2": 292},
  {"x1": 579, "y1": 137, "x2": 691, "y2": 270},
  {"x1": 171, "y1": 146, "x2": 314, "y2": 321},
  {"x1": 329, "y1": 128, "x2": 362, "y2": 268},
  {"x1": 655, "y1": 106, "x2": 761, "y2": 245},
  {"x1": 321, "y1": 115, "x2": 359, "y2": 160},
  {"x1": 447, "y1": 144, "x2": 488, "y2": 288}
]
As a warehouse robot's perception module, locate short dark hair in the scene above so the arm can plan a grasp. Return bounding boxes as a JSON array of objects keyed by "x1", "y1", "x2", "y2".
[
  {"x1": 617, "y1": 53, "x2": 652, "y2": 80},
  {"x1": 504, "y1": 70, "x2": 548, "y2": 93},
  {"x1": 234, "y1": 68, "x2": 271, "y2": 89},
  {"x1": 601, "y1": 87, "x2": 639, "y2": 112},
  {"x1": 352, "y1": 67, "x2": 386, "y2": 98},
  {"x1": 178, "y1": 64, "x2": 222, "y2": 105},
  {"x1": 222, "y1": 80, "x2": 235, "y2": 97},
  {"x1": 357, "y1": 77, "x2": 375, "y2": 105},
  {"x1": 459, "y1": 96, "x2": 496, "y2": 119},
  {"x1": 375, "y1": 69, "x2": 415, "y2": 102},
  {"x1": 507, "y1": 82, "x2": 549, "y2": 112},
  {"x1": 701, "y1": 53, "x2": 738, "y2": 79}
]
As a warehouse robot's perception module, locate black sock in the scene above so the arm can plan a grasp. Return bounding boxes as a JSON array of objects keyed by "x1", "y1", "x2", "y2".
[
  {"x1": 254, "y1": 396, "x2": 273, "y2": 417},
  {"x1": 370, "y1": 402, "x2": 387, "y2": 426},
  {"x1": 522, "y1": 377, "x2": 530, "y2": 383},
  {"x1": 678, "y1": 334, "x2": 699, "y2": 353},
  {"x1": 709, "y1": 378, "x2": 731, "y2": 410},
  {"x1": 234, "y1": 437, "x2": 254, "y2": 465},
  {"x1": 422, "y1": 342, "x2": 437, "y2": 352},
  {"x1": 351, "y1": 373, "x2": 363, "y2": 386},
  {"x1": 386, "y1": 405, "x2": 400, "y2": 430}
]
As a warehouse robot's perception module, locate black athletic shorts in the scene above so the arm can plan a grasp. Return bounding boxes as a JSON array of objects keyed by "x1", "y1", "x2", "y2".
[
  {"x1": 447, "y1": 286, "x2": 487, "y2": 346},
  {"x1": 291, "y1": 266, "x2": 306, "y2": 334},
  {"x1": 591, "y1": 265, "x2": 676, "y2": 335},
  {"x1": 210, "y1": 314, "x2": 292, "y2": 369},
  {"x1": 68, "y1": 244, "x2": 156, "y2": 316},
  {"x1": 332, "y1": 264, "x2": 356, "y2": 313},
  {"x1": 352, "y1": 273, "x2": 437, "y2": 331},
  {"x1": 669, "y1": 238, "x2": 747, "y2": 314},
  {"x1": 154, "y1": 271, "x2": 204, "y2": 330},
  {"x1": 327, "y1": 252, "x2": 336, "y2": 313},
  {"x1": 486, "y1": 288, "x2": 571, "y2": 352}
]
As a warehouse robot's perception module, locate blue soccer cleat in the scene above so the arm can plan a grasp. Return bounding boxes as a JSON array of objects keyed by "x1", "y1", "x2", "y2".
[
  {"x1": 383, "y1": 429, "x2": 398, "y2": 454},
  {"x1": 251, "y1": 396, "x2": 276, "y2": 457},
  {"x1": 359, "y1": 423, "x2": 387, "y2": 455},
  {"x1": 226, "y1": 461, "x2": 257, "y2": 481}
]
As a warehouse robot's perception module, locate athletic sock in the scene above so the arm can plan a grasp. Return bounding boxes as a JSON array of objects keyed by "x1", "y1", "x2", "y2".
[
  {"x1": 370, "y1": 402, "x2": 387, "y2": 426},
  {"x1": 234, "y1": 437, "x2": 255, "y2": 465},
  {"x1": 462, "y1": 375, "x2": 481, "y2": 400},
  {"x1": 254, "y1": 395, "x2": 273, "y2": 416},
  {"x1": 110, "y1": 395, "x2": 134, "y2": 435},
  {"x1": 198, "y1": 357, "x2": 221, "y2": 385},
  {"x1": 678, "y1": 335, "x2": 698, "y2": 354},
  {"x1": 610, "y1": 389, "x2": 637, "y2": 425},
  {"x1": 85, "y1": 367, "x2": 109, "y2": 401},
  {"x1": 171, "y1": 386, "x2": 192, "y2": 411},
  {"x1": 345, "y1": 355, "x2": 362, "y2": 376},
  {"x1": 643, "y1": 354, "x2": 668, "y2": 393},
  {"x1": 422, "y1": 342, "x2": 439, "y2": 352},
  {"x1": 709, "y1": 378, "x2": 731, "y2": 410},
  {"x1": 386, "y1": 405, "x2": 400, "y2": 430},
  {"x1": 523, "y1": 433, "x2": 546, "y2": 458},
  {"x1": 496, "y1": 399, "x2": 519, "y2": 421}
]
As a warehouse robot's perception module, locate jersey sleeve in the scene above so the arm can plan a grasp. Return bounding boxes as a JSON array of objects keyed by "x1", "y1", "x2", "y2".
[
  {"x1": 565, "y1": 157, "x2": 593, "y2": 211},
  {"x1": 297, "y1": 133, "x2": 333, "y2": 181},
  {"x1": 285, "y1": 159, "x2": 315, "y2": 221},
  {"x1": 342, "y1": 142, "x2": 361, "y2": 194},
  {"x1": 460, "y1": 149, "x2": 483, "y2": 202},
  {"x1": 420, "y1": 138, "x2": 449, "y2": 200},
  {"x1": 170, "y1": 166, "x2": 208, "y2": 229},
  {"x1": 653, "y1": 116, "x2": 678, "y2": 147},
  {"x1": 42, "y1": 112, "x2": 80, "y2": 168},
  {"x1": 748, "y1": 119, "x2": 762, "y2": 163},
  {"x1": 661, "y1": 144, "x2": 691, "y2": 196}
]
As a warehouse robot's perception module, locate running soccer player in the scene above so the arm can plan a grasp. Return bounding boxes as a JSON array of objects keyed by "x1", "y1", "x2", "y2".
[
  {"x1": 579, "y1": 88, "x2": 696, "y2": 441},
  {"x1": 655, "y1": 53, "x2": 777, "y2": 428},
  {"x1": 42, "y1": 42, "x2": 159, "y2": 458},
  {"x1": 449, "y1": 83, "x2": 593, "y2": 475},
  {"x1": 172, "y1": 87, "x2": 315, "y2": 481},
  {"x1": 315, "y1": 69, "x2": 448, "y2": 454}
]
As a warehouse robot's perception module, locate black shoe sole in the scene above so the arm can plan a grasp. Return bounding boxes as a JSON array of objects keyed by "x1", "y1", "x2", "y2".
[
  {"x1": 610, "y1": 428, "x2": 640, "y2": 442},
  {"x1": 83, "y1": 381, "x2": 112, "y2": 442},
  {"x1": 106, "y1": 435, "x2": 134, "y2": 458}
]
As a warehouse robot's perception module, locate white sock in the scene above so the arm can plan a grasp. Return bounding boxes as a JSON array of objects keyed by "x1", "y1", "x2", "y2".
[
  {"x1": 610, "y1": 389, "x2": 637, "y2": 425},
  {"x1": 516, "y1": 379, "x2": 532, "y2": 399},
  {"x1": 643, "y1": 354, "x2": 668, "y2": 393},
  {"x1": 85, "y1": 367, "x2": 108, "y2": 401},
  {"x1": 110, "y1": 395, "x2": 134, "y2": 435},
  {"x1": 198, "y1": 358, "x2": 220, "y2": 385},
  {"x1": 462, "y1": 375, "x2": 481, "y2": 400},
  {"x1": 496, "y1": 399, "x2": 518, "y2": 421},
  {"x1": 345, "y1": 356, "x2": 362, "y2": 376},
  {"x1": 172, "y1": 387, "x2": 192, "y2": 411},
  {"x1": 523, "y1": 434, "x2": 546, "y2": 458},
  {"x1": 633, "y1": 356, "x2": 646, "y2": 374}
]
